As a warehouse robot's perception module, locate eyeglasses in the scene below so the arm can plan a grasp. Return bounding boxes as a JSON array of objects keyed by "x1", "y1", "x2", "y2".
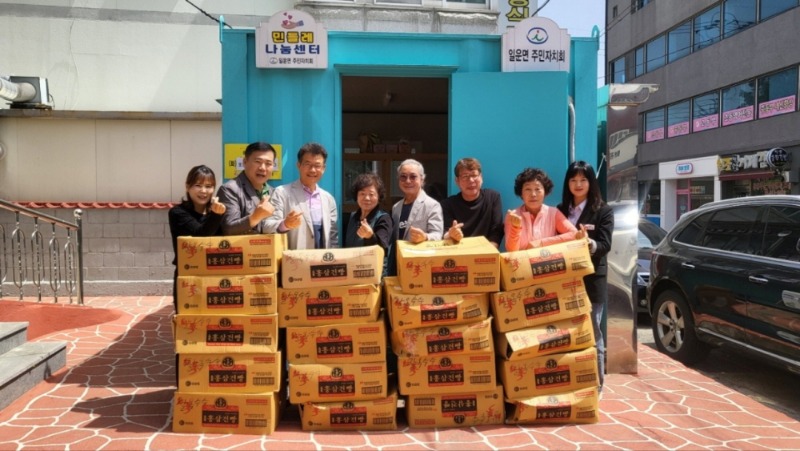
[
  {"x1": 301, "y1": 162, "x2": 325, "y2": 171},
  {"x1": 459, "y1": 172, "x2": 481, "y2": 182},
  {"x1": 399, "y1": 174, "x2": 419, "y2": 182}
]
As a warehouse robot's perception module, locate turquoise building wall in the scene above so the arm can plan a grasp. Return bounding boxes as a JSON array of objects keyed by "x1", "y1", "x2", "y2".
[{"x1": 221, "y1": 29, "x2": 598, "y2": 242}]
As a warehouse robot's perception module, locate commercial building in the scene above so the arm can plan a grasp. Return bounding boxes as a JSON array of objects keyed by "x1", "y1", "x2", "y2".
[{"x1": 605, "y1": 0, "x2": 799, "y2": 229}]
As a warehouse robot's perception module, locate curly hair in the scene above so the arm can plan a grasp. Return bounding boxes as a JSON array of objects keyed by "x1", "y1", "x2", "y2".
[
  {"x1": 350, "y1": 172, "x2": 386, "y2": 202},
  {"x1": 513, "y1": 167, "x2": 553, "y2": 197}
]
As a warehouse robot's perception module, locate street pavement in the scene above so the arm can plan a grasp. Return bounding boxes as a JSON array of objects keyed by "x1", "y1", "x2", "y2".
[{"x1": 0, "y1": 296, "x2": 799, "y2": 450}]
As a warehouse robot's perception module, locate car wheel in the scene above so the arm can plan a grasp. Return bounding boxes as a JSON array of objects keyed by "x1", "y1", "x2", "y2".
[{"x1": 651, "y1": 289, "x2": 708, "y2": 365}]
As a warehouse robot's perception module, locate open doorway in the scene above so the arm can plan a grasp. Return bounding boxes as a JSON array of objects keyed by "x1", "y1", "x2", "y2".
[{"x1": 340, "y1": 76, "x2": 449, "y2": 229}]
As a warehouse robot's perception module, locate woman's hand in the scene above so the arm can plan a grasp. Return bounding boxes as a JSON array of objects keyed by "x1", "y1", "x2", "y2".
[
  {"x1": 209, "y1": 197, "x2": 226, "y2": 215},
  {"x1": 356, "y1": 218, "x2": 374, "y2": 239},
  {"x1": 575, "y1": 224, "x2": 588, "y2": 241},
  {"x1": 505, "y1": 209, "x2": 522, "y2": 229}
]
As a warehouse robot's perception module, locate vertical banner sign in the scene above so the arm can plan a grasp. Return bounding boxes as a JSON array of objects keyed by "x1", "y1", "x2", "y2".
[
  {"x1": 501, "y1": 16, "x2": 570, "y2": 72},
  {"x1": 255, "y1": 10, "x2": 328, "y2": 69}
]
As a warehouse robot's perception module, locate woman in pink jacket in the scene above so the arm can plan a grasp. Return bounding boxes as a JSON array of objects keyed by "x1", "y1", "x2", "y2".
[{"x1": 504, "y1": 167, "x2": 585, "y2": 251}]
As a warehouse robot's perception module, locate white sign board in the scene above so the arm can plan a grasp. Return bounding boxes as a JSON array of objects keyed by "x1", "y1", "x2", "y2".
[
  {"x1": 501, "y1": 16, "x2": 570, "y2": 72},
  {"x1": 255, "y1": 10, "x2": 328, "y2": 69}
]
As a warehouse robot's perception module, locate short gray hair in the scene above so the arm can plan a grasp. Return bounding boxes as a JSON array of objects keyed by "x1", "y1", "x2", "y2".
[{"x1": 397, "y1": 159, "x2": 425, "y2": 181}]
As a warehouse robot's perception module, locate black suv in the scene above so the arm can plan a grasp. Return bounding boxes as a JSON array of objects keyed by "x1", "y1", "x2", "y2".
[{"x1": 647, "y1": 195, "x2": 800, "y2": 374}]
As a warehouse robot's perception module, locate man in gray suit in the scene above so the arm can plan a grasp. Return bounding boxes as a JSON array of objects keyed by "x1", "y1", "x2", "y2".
[
  {"x1": 264, "y1": 142, "x2": 338, "y2": 250},
  {"x1": 217, "y1": 141, "x2": 277, "y2": 235}
]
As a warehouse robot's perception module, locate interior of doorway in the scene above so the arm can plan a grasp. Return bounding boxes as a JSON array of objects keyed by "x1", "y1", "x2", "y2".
[{"x1": 340, "y1": 76, "x2": 449, "y2": 230}]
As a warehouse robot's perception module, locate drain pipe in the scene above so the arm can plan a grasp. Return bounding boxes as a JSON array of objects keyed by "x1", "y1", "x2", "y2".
[{"x1": 568, "y1": 96, "x2": 576, "y2": 163}]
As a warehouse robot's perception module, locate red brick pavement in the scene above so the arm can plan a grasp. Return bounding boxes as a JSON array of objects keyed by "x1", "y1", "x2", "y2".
[{"x1": 0, "y1": 296, "x2": 798, "y2": 450}]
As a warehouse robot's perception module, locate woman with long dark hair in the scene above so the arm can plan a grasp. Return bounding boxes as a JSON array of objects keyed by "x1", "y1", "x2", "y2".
[
  {"x1": 168, "y1": 165, "x2": 226, "y2": 309},
  {"x1": 557, "y1": 160, "x2": 614, "y2": 393}
]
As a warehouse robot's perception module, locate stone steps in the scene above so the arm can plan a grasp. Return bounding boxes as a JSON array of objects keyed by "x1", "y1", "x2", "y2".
[{"x1": 0, "y1": 322, "x2": 66, "y2": 411}]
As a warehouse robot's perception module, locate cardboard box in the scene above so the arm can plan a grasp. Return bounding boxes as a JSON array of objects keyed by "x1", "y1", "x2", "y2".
[
  {"x1": 505, "y1": 387, "x2": 599, "y2": 424},
  {"x1": 281, "y1": 245, "x2": 383, "y2": 289},
  {"x1": 172, "y1": 391, "x2": 281, "y2": 435},
  {"x1": 499, "y1": 240, "x2": 594, "y2": 291},
  {"x1": 177, "y1": 234, "x2": 285, "y2": 276},
  {"x1": 490, "y1": 277, "x2": 592, "y2": 333},
  {"x1": 398, "y1": 353, "x2": 496, "y2": 396},
  {"x1": 176, "y1": 274, "x2": 278, "y2": 315},
  {"x1": 288, "y1": 362, "x2": 387, "y2": 404},
  {"x1": 384, "y1": 276, "x2": 490, "y2": 330},
  {"x1": 278, "y1": 284, "x2": 381, "y2": 327},
  {"x1": 299, "y1": 386, "x2": 398, "y2": 431},
  {"x1": 177, "y1": 352, "x2": 282, "y2": 393},
  {"x1": 396, "y1": 236, "x2": 500, "y2": 294},
  {"x1": 496, "y1": 313, "x2": 595, "y2": 361},
  {"x1": 500, "y1": 347, "x2": 598, "y2": 400},
  {"x1": 174, "y1": 314, "x2": 279, "y2": 354},
  {"x1": 405, "y1": 384, "x2": 505, "y2": 428},
  {"x1": 287, "y1": 317, "x2": 386, "y2": 364},
  {"x1": 390, "y1": 317, "x2": 493, "y2": 357}
]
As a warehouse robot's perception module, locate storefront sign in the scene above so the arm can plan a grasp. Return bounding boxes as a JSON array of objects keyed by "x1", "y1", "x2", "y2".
[
  {"x1": 667, "y1": 121, "x2": 690, "y2": 138},
  {"x1": 675, "y1": 163, "x2": 693, "y2": 175},
  {"x1": 255, "y1": 10, "x2": 327, "y2": 69},
  {"x1": 501, "y1": 17, "x2": 570, "y2": 72},
  {"x1": 498, "y1": 0, "x2": 532, "y2": 31},
  {"x1": 692, "y1": 114, "x2": 719, "y2": 132},
  {"x1": 721, "y1": 105, "x2": 754, "y2": 127},
  {"x1": 718, "y1": 147, "x2": 791, "y2": 173},
  {"x1": 645, "y1": 127, "x2": 664, "y2": 142},
  {"x1": 759, "y1": 95, "x2": 796, "y2": 119}
]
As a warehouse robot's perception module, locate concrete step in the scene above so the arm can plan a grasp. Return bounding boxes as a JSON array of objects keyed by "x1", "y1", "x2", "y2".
[
  {"x1": 0, "y1": 341, "x2": 67, "y2": 411},
  {"x1": 0, "y1": 322, "x2": 29, "y2": 356}
]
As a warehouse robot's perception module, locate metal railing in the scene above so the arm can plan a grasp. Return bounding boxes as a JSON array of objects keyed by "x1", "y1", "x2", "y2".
[{"x1": 0, "y1": 199, "x2": 84, "y2": 304}]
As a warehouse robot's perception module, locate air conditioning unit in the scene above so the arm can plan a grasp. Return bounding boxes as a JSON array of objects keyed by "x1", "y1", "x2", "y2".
[{"x1": 4, "y1": 76, "x2": 52, "y2": 109}]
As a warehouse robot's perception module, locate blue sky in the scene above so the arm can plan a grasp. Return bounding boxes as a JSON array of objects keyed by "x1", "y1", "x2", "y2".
[{"x1": 535, "y1": 0, "x2": 607, "y2": 85}]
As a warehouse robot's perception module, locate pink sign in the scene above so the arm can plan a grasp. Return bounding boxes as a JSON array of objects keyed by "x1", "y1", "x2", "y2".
[
  {"x1": 758, "y1": 95, "x2": 796, "y2": 119},
  {"x1": 722, "y1": 105, "x2": 754, "y2": 126},
  {"x1": 693, "y1": 114, "x2": 719, "y2": 132},
  {"x1": 667, "y1": 121, "x2": 690, "y2": 138},
  {"x1": 645, "y1": 128, "x2": 665, "y2": 142}
]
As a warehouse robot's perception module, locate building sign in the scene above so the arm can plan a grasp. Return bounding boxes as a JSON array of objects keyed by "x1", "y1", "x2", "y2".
[
  {"x1": 498, "y1": 0, "x2": 537, "y2": 31},
  {"x1": 645, "y1": 127, "x2": 664, "y2": 142},
  {"x1": 758, "y1": 95, "x2": 796, "y2": 119},
  {"x1": 667, "y1": 121, "x2": 690, "y2": 138},
  {"x1": 693, "y1": 114, "x2": 718, "y2": 132},
  {"x1": 223, "y1": 143, "x2": 283, "y2": 181},
  {"x1": 721, "y1": 105, "x2": 754, "y2": 127},
  {"x1": 501, "y1": 16, "x2": 570, "y2": 72},
  {"x1": 255, "y1": 10, "x2": 327, "y2": 69},
  {"x1": 676, "y1": 163, "x2": 693, "y2": 175},
  {"x1": 717, "y1": 147, "x2": 791, "y2": 174}
]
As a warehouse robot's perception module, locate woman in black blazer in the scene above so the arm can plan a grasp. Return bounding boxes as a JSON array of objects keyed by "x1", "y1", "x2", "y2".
[{"x1": 558, "y1": 161, "x2": 614, "y2": 392}]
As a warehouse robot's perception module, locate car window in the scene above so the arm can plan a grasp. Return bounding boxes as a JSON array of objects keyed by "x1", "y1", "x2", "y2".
[
  {"x1": 760, "y1": 206, "x2": 800, "y2": 262},
  {"x1": 699, "y1": 206, "x2": 763, "y2": 254},
  {"x1": 674, "y1": 211, "x2": 712, "y2": 245}
]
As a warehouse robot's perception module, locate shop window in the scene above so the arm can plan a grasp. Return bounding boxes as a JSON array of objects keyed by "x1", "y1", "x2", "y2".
[
  {"x1": 694, "y1": 6, "x2": 721, "y2": 51},
  {"x1": 760, "y1": 0, "x2": 799, "y2": 21},
  {"x1": 723, "y1": 0, "x2": 756, "y2": 38},
  {"x1": 757, "y1": 67, "x2": 798, "y2": 119},
  {"x1": 722, "y1": 80, "x2": 755, "y2": 126},
  {"x1": 667, "y1": 101, "x2": 691, "y2": 138},
  {"x1": 644, "y1": 108, "x2": 665, "y2": 142},
  {"x1": 668, "y1": 21, "x2": 691, "y2": 63},
  {"x1": 634, "y1": 47, "x2": 645, "y2": 78},
  {"x1": 611, "y1": 56, "x2": 626, "y2": 83},
  {"x1": 690, "y1": 178, "x2": 714, "y2": 210},
  {"x1": 761, "y1": 206, "x2": 800, "y2": 261},
  {"x1": 645, "y1": 35, "x2": 666, "y2": 72},
  {"x1": 693, "y1": 91, "x2": 720, "y2": 131}
]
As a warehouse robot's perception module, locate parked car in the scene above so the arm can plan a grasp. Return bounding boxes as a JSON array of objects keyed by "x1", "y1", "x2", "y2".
[
  {"x1": 647, "y1": 195, "x2": 800, "y2": 374},
  {"x1": 636, "y1": 218, "x2": 667, "y2": 313}
]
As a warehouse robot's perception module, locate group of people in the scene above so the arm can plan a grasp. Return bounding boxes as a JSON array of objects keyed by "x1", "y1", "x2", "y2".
[{"x1": 168, "y1": 141, "x2": 614, "y2": 390}]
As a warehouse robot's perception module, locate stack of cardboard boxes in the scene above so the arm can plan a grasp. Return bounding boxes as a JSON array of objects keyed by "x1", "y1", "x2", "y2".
[
  {"x1": 494, "y1": 239, "x2": 601, "y2": 424},
  {"x1": 390, "y1": 236, "x2": 505, "y2": 428},
  {"x1": 278, "y1": 245, "x2": 398, "y2": 431},
  {"x1": 171, "y1": 234, "x2": 286, "y2": 435}
]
